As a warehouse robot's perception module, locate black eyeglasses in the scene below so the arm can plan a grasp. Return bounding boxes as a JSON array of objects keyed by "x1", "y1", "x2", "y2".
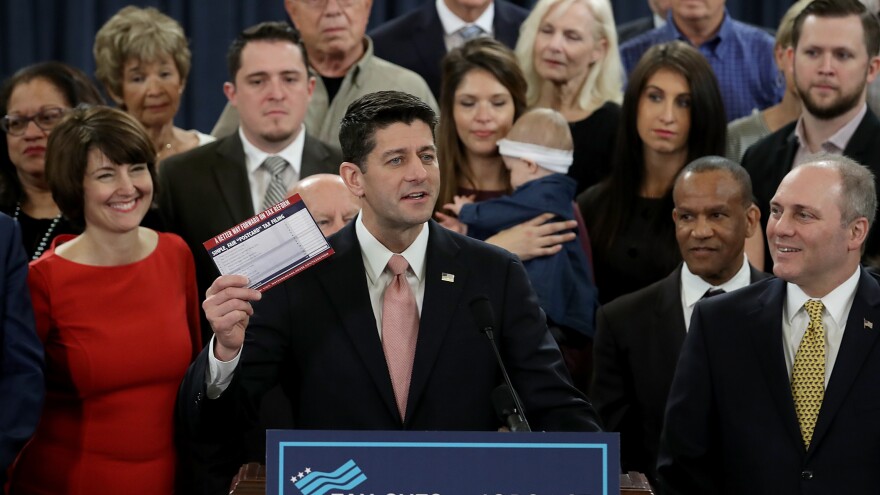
[{"x1": 0, "y1": 107, "x2": 68, "y2": 136}]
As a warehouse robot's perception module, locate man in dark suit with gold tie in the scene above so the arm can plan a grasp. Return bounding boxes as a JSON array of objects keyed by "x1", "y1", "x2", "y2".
[{"x1": 659, "y1": 154, "x2": 880, "y2": 493}]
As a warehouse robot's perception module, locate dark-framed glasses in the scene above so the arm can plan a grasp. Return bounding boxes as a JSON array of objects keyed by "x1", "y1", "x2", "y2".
[{"x1": 0, "y1": 107, "x2": 68, "y2": 136}]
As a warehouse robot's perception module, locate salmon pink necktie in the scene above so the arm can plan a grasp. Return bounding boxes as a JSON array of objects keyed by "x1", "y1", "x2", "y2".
[{"x1": 382, "y1": 254, "x2": 419, "y2": 421}]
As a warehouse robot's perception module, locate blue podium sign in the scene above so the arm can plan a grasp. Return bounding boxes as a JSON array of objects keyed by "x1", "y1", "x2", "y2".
[{"x1": 266, "y1": 430, "x2": 620, "y2": 495}]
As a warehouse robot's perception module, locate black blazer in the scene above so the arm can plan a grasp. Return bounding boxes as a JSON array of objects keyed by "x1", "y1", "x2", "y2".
[
  {"x1": 616, "y1": 16, "x2": 656, "y2": 44},
  {"x1": 658, "y1": 269, "x2": 880, "y2": 494},
  {"x1": 157, "y1": 132, "x2": 341, "y2": 342},
  {"x1": 369, "y1": 0, "x2": 529, "y2": 99},
  {"x1": 178, "y1": 220, "x2": 601, "y2": 493},
  {"x1": 0, "y1": 214, "x2": 43, "y2": 483},
  {"x1": 591, "y1": 263, "x2": 769, "y2": 482},
  {"x1": 741, "y1": 109, "x2": 880, "y2": 268}
]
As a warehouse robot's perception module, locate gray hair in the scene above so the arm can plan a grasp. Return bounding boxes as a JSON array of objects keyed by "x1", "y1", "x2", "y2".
[{"x1": 796, "y1": 153, "x2": 877, "y2": 228}]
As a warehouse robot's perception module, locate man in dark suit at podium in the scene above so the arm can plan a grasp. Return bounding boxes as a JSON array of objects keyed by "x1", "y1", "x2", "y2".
[
  {"x1": 178, "y1": 91, "x2": 600, "y2": 493},
  {"x1": 591, "y1": 156, "x2": 767, "y2": 483},
  {"x1": 658, "y1": 155, "x2": 880, "y2": 493}
]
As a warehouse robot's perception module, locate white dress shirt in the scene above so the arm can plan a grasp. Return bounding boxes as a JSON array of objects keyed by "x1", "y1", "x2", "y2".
[
  {"x1": 240, "y1": 125, "x2": 306, "y2": 214},
  {"x1": 206, "y1": 214, "x2": 430, "y2": 398},
  {"x1": 782, "y1": 266, "x2": 860, "y2": 387},
  {"x1": 680, "y1": 255, "x2": 753, "y2": 331},
  {"x1": 436, "y1": 0, "x2": 495, "y2": 51}
]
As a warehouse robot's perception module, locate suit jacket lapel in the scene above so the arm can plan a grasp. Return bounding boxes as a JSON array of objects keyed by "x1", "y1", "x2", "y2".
[
  {"x1": 653, "y1": 265, "x2": 687, "y2": 355},
  {"x1": 493, "y1": 2, "x2": 521, "y2": 47},
  {"x1": 317, "y1": 221, "x2": 400, "y2": 420},
  {"x1": 301, "y1": 133, "x2": 336, "y2": 178},
  {"x1": 842, "y1": 109, "x2": 880, "y2": 163},
  {"x1": 810, "y1": 268, "x2": 880, "y2": 453},
  {"x1": 212, "y1": 134, "x2": 255, "y2": 221},
  {"x1": 406, "y1": 221, "x2": 466, "y2": 420},
  {"x1": 413, "y1": 5, "x2": 446, "y2": 94},
  {"x1": 746, "y1": 279, "x2": 804, "y2": 448}
]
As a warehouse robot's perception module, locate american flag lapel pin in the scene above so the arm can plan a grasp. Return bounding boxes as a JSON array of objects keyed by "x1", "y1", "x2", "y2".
[
  {"x1": 865, "y1": 318, "x2": 874, "y2": 329},
  {"x1": 441, "y1": 273, "x2": 455, "y2": 283}
]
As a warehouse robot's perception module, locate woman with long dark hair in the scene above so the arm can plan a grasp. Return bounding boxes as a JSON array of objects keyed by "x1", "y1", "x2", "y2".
[{"x1": 578, "y1": 41, "x2": 727, "y2": 303}]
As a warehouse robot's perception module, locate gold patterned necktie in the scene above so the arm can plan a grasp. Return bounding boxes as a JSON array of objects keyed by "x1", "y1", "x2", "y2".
[{"x1": 792, "y1": 299, "x2": 826, "y2": 448}]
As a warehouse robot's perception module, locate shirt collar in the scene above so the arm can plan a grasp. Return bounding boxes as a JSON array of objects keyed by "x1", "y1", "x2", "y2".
[
  {"x1": 667, "y1": 8, "x2": 733, "y2": 53},
  {"x1": 436, "y1": 0, "x2": 494, "y2": 37},
  {"x1": 681, "y1": 254, "x2": 752, "y2": 309},
  {"x1": 239, "y1": 125, "x2": 306, "y2": 175},
  {"x1": 785, "y1": 266, "x2": 861, "y2": 326},
  {"x1": 355, "y1": 213, "x2": 429, "y2": 285},
  {"x1": 795, "y1": 104, "x2": 867, "y2": 154}
]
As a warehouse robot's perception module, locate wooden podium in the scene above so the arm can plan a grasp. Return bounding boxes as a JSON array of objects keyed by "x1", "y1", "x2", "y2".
[{"x1": 229, "y1": 463, "x2": 656, "y2": 495}]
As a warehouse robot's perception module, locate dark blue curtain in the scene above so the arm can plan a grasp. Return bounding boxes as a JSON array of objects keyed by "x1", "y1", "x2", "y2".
[{"x1": 0, "y1": 0, "x2": 793, "y2": 133}]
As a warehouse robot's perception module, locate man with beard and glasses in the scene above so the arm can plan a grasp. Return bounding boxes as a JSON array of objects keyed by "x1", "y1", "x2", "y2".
[
  {"x1": 159, "y1": 22, "x2": 342, "y2": 343},
  {"x1": 742, "y1": 0, "x2": 880, "y2": 270}
]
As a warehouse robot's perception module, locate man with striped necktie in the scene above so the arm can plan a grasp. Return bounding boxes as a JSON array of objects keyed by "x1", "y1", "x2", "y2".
[{"x1": 159, "y1": 22, "x2": 342, "y2": 344}]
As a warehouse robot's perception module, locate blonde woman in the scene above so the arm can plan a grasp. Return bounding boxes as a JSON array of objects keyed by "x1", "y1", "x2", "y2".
[{"x1": 516, "y1": 0, "x2": 623, "y2": 193}]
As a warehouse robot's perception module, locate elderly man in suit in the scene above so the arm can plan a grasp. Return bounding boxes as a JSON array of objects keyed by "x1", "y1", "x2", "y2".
[
  {"x1": 617, "y1": 0, "x2": 672, "y2": 43},
  {"x1": 659, "y1": 154, "x2": 880, "y2": 493},
  {"x1": 369, "y1": 0, "x2": 529, "y2": 99},
  {"x1": 178, "y1": 91, "x2": 601, "y2": 493},
  {"x1": 159, "y1": 22, "x2": 342, "y2": 342},
  {"x1": 288, "y1": 173, "x2": 359, "y2": 237},
  {"x1": 211, "y1": 0, "x2": 438, "y2": 147},
  {"x1": 742, "y1": 0, "x2": 880, "y2": 269},
  {"x1": 590, "y1": 156, "x2": 767, "y2": 483},
  {"x1": 0, "y1": 213, "x2": 43, "y2": 486}
]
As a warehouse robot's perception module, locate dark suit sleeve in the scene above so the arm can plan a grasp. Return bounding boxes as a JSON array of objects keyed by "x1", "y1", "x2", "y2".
[
  {"x1": 0, "y1": 219, "x2": 43, "y2": 474},
  {"x1": 499, "y1": 254, "x2": 602, "y2": 432},
  {"x1": 656, "y1": 304, "x2": 721, "y2": 495},
  {"x1": 590, "y1": 306, "x2": 632, "y2": 435},
  {"x1": 177, "y1": 284, "x2": 293, "y2": 494}
]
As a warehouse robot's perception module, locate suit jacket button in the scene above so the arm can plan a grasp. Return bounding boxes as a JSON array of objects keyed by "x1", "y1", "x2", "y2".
[{"x1": 801, "y1": 470, "x2": 813, "y2": 480}]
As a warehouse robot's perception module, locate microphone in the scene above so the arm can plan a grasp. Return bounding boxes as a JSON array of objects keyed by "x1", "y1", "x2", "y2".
[
  {"x1": 492, "y1": 384, "x2": 530, "y2": 432},
  {"x1": 470, "y1": 296, "x2": 531, "y2": 432}
]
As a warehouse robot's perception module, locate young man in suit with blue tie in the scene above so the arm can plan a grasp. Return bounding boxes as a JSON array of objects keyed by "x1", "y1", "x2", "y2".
[
  {"x1": 659, "y1": 155, "x2": 880, "y2": 493},
  {"x1": 591, "y1": 156, "x2": 768, "y2": 484},
  {"x1": 179, "y1": 91, "x2": 600, "y2": 493}
]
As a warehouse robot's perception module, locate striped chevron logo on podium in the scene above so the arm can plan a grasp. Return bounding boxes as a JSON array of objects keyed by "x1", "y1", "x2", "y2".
[{"x1": 293, "y1": 459, "x2": 367, "y2": 495}]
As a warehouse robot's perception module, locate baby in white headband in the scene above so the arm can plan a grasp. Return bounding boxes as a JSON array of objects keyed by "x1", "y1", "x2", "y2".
[{"x1": 443, "y1": 108, "x2": 597, "y2": 340}]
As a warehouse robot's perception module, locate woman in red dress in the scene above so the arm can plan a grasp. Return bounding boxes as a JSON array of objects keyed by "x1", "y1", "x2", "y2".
[{"x1": 9, "y1": 106, "x2": 201, "y2": 494}]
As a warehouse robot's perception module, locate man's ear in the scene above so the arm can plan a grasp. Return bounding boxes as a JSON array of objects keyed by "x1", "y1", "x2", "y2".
[
  {"x1": 339, "y1": 162, "x2": 365, "y2": 198},
  {"x1": 849, "y1": 216, "x2": 870, "y2": 251},
  {"x1": 223, "y1": 82, "x2": 237, "y2": 106},
  {"x1": 745, "y1": 203, "x2": 760, "y2": 238}
]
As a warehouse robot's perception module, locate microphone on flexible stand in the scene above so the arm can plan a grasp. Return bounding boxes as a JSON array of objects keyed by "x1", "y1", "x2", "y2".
[{"x1": 470, "y1": 296, "x2": 531, "y2": 432}]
